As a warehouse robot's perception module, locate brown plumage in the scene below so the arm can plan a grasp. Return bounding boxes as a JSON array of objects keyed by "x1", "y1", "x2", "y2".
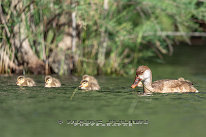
[
  {"x1": 131, "y1": 65, "x2": 198, "y2": 93},
  {"x1": 45, "y1": 76, "x2": 61, "y2": 87},
  {"x1": 82, "y1": 75, "x2": 98, "y2": 84},
  {"x1": 178, "y1": 77, "x2": 193, "y2": 85},
  {"x1": 79, "y1": 75, "x2": 100, "y2": 91},
  {"x1": 16, "y1": 76, "x2": 36, "y2": 87}
]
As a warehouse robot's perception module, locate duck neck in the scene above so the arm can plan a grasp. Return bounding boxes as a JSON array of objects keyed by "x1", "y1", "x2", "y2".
[{"x1": 142, "y1": 71, "x2": 154, "y2": 93}]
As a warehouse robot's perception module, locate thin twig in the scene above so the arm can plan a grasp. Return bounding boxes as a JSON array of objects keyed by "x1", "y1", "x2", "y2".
[
  {"x1": 144, "y1": 32, "x2": 206, "y2": 37},
  {"x1": 120, "y1": 32, "x2": 206, "y2": 40},
  {"x1": 70, "y1": 87, "x2": 79, "y2": 100}
]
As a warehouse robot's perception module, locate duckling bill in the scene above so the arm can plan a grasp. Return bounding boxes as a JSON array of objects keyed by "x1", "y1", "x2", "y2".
[
  {"x1": 45, "y1": 76, "x2": 61, "y2": 87},
  {"x1": 16, "y1": 76, "x2": 36, "y2": 87}
]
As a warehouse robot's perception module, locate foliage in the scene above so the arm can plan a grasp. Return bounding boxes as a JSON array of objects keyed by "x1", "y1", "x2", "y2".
[{"x1": 1, "y1": 0, "x2": 206, "y2": 75}]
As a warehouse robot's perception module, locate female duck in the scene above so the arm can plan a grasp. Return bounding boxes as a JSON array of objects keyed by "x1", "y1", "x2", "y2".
[
  {"x1": 45, "y1": 76, "x2": 61, "y2": 87},
  {"x1": 131, "y1": 66, "x2": 198, "y2": 93},
  {"x1": 16, "y1": 76, "x2": 36, "y2": 87},
  {"x1": 79, "y1": 75, "x2": 100, "y2": 91}
]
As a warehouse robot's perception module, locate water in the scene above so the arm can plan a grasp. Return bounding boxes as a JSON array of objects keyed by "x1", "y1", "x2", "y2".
[{"x1": 0, "y1": 45, "x2": 206, "y2": 137}]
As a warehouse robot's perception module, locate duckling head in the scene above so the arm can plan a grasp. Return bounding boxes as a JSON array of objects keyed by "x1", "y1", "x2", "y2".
[
  {"x1": 131, "y1": 65, "x2": 151, "y2": 89},
  {"x1": 16, "y1": 76, "x2": 25, "y2": 85},
  {"x1": 79, "y1": 80, "x2": 89, "y2": 89},
  {"x1": 45, "y1": 76, "x2": 53, "y2": 84}
]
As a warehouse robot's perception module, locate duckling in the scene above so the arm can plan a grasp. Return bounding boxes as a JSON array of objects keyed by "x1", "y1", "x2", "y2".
[
  {"x1": 131, "y1": 65, "x2": 198, "y2": 93},
  {"x1": 79, "y1": 80, "x2": 100, "y2": 91},
  {"x1": 45, "y1": 75, "x2": 61, "y2": 87},
  {"x1": 82, "y1": 75, "x2": 98, "y2": 84},
  {"x1": 16, "y1": 76, "x2": 36, "y2": 87}
]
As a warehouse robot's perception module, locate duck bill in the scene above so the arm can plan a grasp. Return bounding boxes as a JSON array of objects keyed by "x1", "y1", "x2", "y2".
[{"x1": 131, "y1": 77, "x2": 141, "y2": 89}]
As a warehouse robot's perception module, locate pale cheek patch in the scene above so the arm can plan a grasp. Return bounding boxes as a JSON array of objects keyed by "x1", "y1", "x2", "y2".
[
  {"x1": 139, "y1": 75, "x2": 143, "y2": 79},
  {"x1": 143, "y1": 70, "x2": 151, "y2": 79}
]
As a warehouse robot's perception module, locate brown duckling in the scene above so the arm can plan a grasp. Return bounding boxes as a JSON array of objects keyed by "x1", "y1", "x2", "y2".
[
  {"x1": 45, "y1": 76, "x2": 61, "y2": 87},
  {"x1": 16, "y1": 76, "x2": 36, "y2": 87},
  {"x1": 79, "y1": 80, "x2": 100, "y2": 91},
  {"x1": 82, "y1": 75, "x2": 98, "y2": 84}
]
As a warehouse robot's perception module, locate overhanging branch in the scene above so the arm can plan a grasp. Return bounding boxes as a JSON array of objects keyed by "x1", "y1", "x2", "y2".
[{"x1": 143, "y1": 32, "x2": 206, "y2": 37}]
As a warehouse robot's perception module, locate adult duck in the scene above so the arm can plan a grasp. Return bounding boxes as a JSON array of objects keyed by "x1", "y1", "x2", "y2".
[{"x1": 131, "y1": 66, "x2": 198, "y2": 93}]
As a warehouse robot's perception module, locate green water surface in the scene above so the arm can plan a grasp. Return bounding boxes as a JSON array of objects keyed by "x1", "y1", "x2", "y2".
[{"x1": 0, "y1": 45, "x2": 206, "y2": 137}]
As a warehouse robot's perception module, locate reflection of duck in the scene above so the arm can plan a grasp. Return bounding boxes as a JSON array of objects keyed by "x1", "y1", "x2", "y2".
[
  {"x1": 45, "y1": 76, "x2": 61, "y2": 87},
  {"x1": 79, "y1": 75, "x2": 100, "y2": 91},
  {"x1": 131, "y1": 66, "x2": 198, "y2": 93},
  {"x1": 16, "y1": 76, "x2": 36, "y2": 87}
]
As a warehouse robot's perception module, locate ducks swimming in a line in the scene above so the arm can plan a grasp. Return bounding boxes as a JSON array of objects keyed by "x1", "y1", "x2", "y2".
[
  {"x1": 131, "y1": 65, "x2": 198, "y2": 93},
  {"x1": 16, "y1": 70, "x2": 198, "y2": 94},
  {"x1": 16, "y1": 75, "x2": 61, "y2": 87},
  {"x1": 16, "y1": 75, "x2": 100, "y2": 90}
]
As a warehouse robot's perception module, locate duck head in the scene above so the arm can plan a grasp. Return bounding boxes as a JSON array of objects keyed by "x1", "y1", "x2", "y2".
[
  {"x1": 45, "y1": 76, "x2": 53, "y2": 83},
  {"x1": 131, "y1": 66, "x2": 151, "y2": 89}
]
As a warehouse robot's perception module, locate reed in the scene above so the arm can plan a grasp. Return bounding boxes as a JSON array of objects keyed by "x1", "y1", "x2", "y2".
[{"x1": 1, "y1": 0, "x2": 206, "y2": 75}]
